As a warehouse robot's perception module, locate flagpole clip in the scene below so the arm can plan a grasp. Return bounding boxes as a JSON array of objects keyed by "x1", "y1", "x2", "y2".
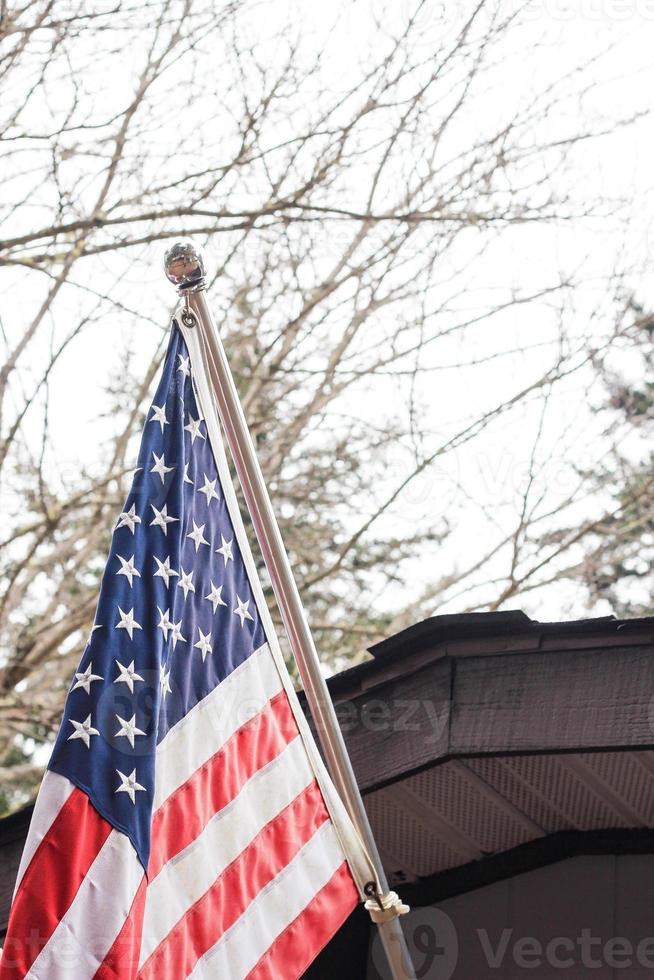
[
  {"x1": 181, "y1": 292, "x2": 197, "y2": 329},
  {"x1": 364, "y1": 881, "x2": 410, "y2": 924}
]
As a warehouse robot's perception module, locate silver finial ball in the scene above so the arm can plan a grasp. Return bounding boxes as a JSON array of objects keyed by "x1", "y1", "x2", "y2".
[{"x1": 163, "y1": 241, "x2": 206, "y2": 290}]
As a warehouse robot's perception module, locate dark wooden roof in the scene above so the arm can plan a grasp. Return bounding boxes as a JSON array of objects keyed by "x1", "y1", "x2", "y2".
[
  {"x1": 322, "y1": 610, "x2": 654, "y2": 792},
  {"x1": 330, "y1": 609, "x2": 654, "y2": 695},
  {"x1": 298, "y1": 610, "x2": 654, "y2": 891}
]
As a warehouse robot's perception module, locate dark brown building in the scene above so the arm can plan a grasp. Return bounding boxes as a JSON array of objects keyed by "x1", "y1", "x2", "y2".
[{"x1": 308, "y1": 610, "x2": 654, "y2": 979}]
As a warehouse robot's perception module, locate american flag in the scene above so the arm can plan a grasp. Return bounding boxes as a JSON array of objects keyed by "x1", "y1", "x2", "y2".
[{"x1": 0, "y1": 323, "x2": 365, "y2": 979}]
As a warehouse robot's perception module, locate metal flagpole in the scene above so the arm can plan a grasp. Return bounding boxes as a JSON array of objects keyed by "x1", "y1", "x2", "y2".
[{"x1": 164, "y1": 241, "x2": 416, "y2": 980}]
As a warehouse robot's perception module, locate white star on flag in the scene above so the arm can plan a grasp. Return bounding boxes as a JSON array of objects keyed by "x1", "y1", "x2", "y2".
[
  {"x1": 233, "y1": 595, "x2": 254, "y2": 627},
  {"x1": 151, "y1": 451, "x2": 174, "y2": 484},
  {"x1": 194, "y1": 628, "x2": 213, "y2": 662},
  {"x1": 178, "y1": 568, "x2": 195, "y2": 599},
  {"x1": 183, "y1": 463, "x2": 193, "y2": 485},
  {"x1": 149, "y1": 404, "x2": 168, "y2": 432},
  {"x1": 187, "y1": 520, "x2": 209, "y2": 551},
  {"x1": 71, "y1": 662, "x2": 103, "y2": 695},
  {"x1": 184, "y1": 414, "x2": 205, "y2": 444},
  {"x1": 216, "y1": 535, "x2": 234, "y2": 566},
  {"x1": 197, "y1": 474, "x2": 219, "y2": 506},
  {"x1": 156, "y1": 607, "x2": 173, "y2": 641},
  {"x1": 205, "y1": 581, "x2": 227, "y2": 613},
  {"x1": 159, "y1": 664, "x2": 172, "y2": 699},
  {"x1": 115, "y1": 768, "x2": 146, "y2": 804},
  {"x1": 116, "y1": 504, "x2": 141, "y2": 534},
  {"x1": 171, "y1": 620, "x2": 186, "y2": 650},
  {"x1": 177, "y1": 354, "x2": 191, "y2": 378},
  {"x1": 115, "y1": 713, "x2": 146, "y2": 749},
  {"x1": 115, "y1": 606, "x2": 142, "y2": 640},
  {"x1": 116, "y1": 555, "x2": 140, "y2": 587},
  {"x1": 67, "y1": 715, "x2": 99, "y2": 749},
  {"x1": 153, "y1": 555, "x2": 178, "y2": 587},
  {"x1": 150, "y1": 503, "x2": 178, "y2": 535},
  {"x1": 114, "y1": 659, "x2": 144, "y2": 693}
]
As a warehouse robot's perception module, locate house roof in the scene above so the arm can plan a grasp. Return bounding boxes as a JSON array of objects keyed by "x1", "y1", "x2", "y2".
[{"x1": 313, "y1": 610, "x2": 654, "y2": 889}]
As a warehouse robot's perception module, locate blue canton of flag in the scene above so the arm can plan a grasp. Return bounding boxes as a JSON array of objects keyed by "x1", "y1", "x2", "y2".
[{"x1": 50, "y1": 325, "x2": 266, "y2": 869}]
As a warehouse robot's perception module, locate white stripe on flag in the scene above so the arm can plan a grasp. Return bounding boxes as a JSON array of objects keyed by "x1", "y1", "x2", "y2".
[
  {"x1": 139, "y1": 735, "x2": 313, "y2": 966},
  {"x1": 13, "y1": 772, "x2": 75, "y2": 898},
  {"x1": 25, "y1": 830, "x2": 143, "y2": 980},
  {"x1": 189, "y1": 820, "x2": 344, "y2": 978},
  {"x1": 153, "y1": 642, "x2": 281, "y2": 809}
]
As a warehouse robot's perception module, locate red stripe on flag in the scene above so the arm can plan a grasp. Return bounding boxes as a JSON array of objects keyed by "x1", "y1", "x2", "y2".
[
  {"x1": 148, "y1": 690, "x2": 297, "y2": 879},
  {"x1": 94, "y1": 876, "x2": 147, "y2": 980},
  {"x1": 0, "y1": 788, "x2": 112, "y2": 978},
  {"x1": 245, "y1": 862, "x2": 359, "y2": 980},
  {"x1": 137, "y1": 780, "x2": 330, "y2": 980}
]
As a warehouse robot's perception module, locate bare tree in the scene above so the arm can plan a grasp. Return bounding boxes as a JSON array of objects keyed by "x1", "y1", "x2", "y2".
[{"x1": 0, "y1": 0, "x2": 644, "y2": 807}]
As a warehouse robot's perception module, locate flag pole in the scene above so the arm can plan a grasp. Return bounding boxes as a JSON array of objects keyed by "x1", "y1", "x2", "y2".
[{"x1": 164, "y1": 241, "x2": 416, "y2": 980}]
